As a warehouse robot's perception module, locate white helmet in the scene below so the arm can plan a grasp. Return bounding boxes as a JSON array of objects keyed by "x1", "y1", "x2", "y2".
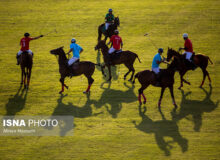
[
  {"x1": 183, "y1": 33, "x2": 188, "y2": 38},
  {"x1": 71, "y1": 38, "x2": 76, "y2": 43}
]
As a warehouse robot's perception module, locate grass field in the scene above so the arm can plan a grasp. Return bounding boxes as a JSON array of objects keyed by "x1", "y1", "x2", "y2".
[{"x1": 0, "y1": 0, "x2": 220, "y2": 159}]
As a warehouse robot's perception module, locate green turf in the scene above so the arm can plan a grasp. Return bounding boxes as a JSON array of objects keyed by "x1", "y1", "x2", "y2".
[{"x1": 0, "y1": 0, "x2": 220, "y2": 159}]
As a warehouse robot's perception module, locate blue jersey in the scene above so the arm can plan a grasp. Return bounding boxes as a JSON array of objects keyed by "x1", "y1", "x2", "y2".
[
  {"x1": 70, "y1": 43, "x2": 82, "y2": 58},
  {"x1": 152, "y1": 53, "x2": 162, "y2": 68}
]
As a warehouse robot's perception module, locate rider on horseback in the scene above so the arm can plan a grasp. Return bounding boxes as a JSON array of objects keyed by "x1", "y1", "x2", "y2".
[
  {"x1": 179, "y1": 33, "x2": 196, "y2": 69},
  {"x1": 16, "y1": 33, "x2": 43, "y2": 65},
  {"x1": 179, "y1": 33, "x2": 193, "y2": 61},
  {"x1": 107, "y1": 30, "x2": 123, "y2": 64},
  {"x1": 152, "y1": 48, "x2": 165, "y2": 85},
  {"x1": 105, "y1": 9, "x2": 115, "y2": 32},
  {"x1": 67, "y1": 38, "x2": 83, "y2": 75}
]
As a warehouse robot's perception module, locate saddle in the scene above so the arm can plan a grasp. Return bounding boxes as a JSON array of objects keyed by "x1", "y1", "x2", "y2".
[
  {"x1": 151, "y1": 71, "x2": 162, "y2": 87},
  {"x1": 69, "y1": 60, "x2": 80, "y2": 77},
  {"x1": 110, "y1": 50, "x2": 122, "y2": 61}
]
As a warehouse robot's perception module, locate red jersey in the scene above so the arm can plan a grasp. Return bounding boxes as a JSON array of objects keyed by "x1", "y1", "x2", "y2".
[
  {"x1": 20, "y1": 37, "x2": 33, "y2": 51},
  {"x1": 110, "y1": 35, "x2": 122, "y2": 50},
  {"x1": 184, "y1": 38, "x2": 193, "y2": 52}
]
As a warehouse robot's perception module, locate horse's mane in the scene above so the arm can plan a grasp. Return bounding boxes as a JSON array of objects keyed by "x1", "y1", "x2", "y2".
[{"x1": 169, "y1": 48, "x2": 180, "y2": 55}]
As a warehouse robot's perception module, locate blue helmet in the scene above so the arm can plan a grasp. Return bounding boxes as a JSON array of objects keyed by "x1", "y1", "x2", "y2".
[
  {"x1": 158, "y1": 48, "x2": 163, "y2": 53},
  {"x1": 109, "y1": 8, "x2": 113, "y2": 12}
]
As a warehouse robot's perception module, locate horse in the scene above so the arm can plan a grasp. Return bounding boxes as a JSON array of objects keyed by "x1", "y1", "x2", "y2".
[
  {"x1": 132, "y1": 57, "x2": 180, "y2": 108},
  {"x1": 95, "y1": 40, "x2": 141, "y2": 81},
  {"x1": 20, "y1": 51, "x2": 33, "y2": 89},
  {"x1": 97, "y1": 17, "x2": 120, "y2": 42},
  {"x1": 167, "y1": 48, "x2": 213, "y2": 89},
  {"x1": 50, "y1": 47, "x2": 100, "y2": 94}
]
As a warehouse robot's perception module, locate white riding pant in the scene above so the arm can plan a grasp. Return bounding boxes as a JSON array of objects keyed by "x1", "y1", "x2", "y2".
[
  {"x1": 183, "y1": 51, "x2": 192, "y2": 60},
  {"x1": 17, "y1": 50, "x2": 33, "y2": 56},
  {"x1": 68, "y1": 57, "x2": 79, "y2": 66},
  {"x1": 108, "y1": 47, "x2": 116, "y2": 54},
  {"x1": 152, "y1": 67, "x2": 160, "y2": 74},
  {"x1": 105, "y1": 23, "x2": 111, "y2": 30}
]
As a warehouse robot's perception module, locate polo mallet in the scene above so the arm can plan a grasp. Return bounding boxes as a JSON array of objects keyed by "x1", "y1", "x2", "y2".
[
  {"x1": 144, "y1": 33, "x2": 167, "y2": 62},
  {"x1": 44, "y1": 29, "x2": 57, "y2": 36}
]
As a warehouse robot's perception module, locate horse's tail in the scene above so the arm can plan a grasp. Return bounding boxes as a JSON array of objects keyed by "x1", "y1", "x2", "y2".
[
  {"x1": 207, "y1": 56, "x2": 213, "y2": 65},
  {"x1": 135, "y1": 54, "x2": 141, "y2": 63}
]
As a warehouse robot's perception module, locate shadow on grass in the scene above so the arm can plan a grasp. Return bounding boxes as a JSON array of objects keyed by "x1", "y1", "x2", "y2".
[
  {"x1": 93, "y1": 81, "x2": 137, "y2": 118},
  {"x1": 51, "y1": 93, "x2": 103, "y2": 136},
  {"x1": 96, "y1": 50, "x2": 119, "y2": 81},
  {"x1": 133, "y1": 105, "x2": 188, "y2": 156},
  {"x1": 5, "y1": 85, "x2": 28, "y2": 117},
  {"x1": 171, "y1": 86, "x2": 219, "y2": 132}
]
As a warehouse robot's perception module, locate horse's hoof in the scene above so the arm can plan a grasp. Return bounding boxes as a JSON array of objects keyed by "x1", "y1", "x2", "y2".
[
  {"x1": 83, "y1": 91, "x2": 90, "y2": 94},
  {"x1": 174, "y1": 104, "x2": 178, "y2": 109},
  {"x1": 178, "y1": 87, "x2": 181, "y2": 90},
  {"x1": 20, "y1": 82, "x2": 23, "y2": 85},
  {"x1": 209, "y1": 83, "x2": 212, "y2": 87},
  {"x1": 139, "y1": 102, "x2": 142, "y2": 106},
  {"x1": 199, "y1": 85, "x2": 203, "y2": 88},
  {"x1": 59, "y1": 91, "x2": 63, "y2": 94},
  {"x1": 65, "y1": 86, "x2": 69, "y2": 89},
  {"x1": 143, "y1": 101, "x2": 146, "y2": 104},
  {"x1": 132, "y1": 81, "x2": 135, "y2": 84}
]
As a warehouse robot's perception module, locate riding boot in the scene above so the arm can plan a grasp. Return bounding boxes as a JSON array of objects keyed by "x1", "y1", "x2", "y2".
[
  {"x1": 16, "y1": 54, "x2": 20, "y2": 65},
  {"x1": 107, "y1": 54, "x2": 112, "y2": 65},
  {"x1": 155, "y1": 72, "x2": 161, "y2": 86}
]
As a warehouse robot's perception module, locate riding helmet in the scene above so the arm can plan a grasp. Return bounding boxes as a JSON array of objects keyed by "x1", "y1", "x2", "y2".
[
  {"x1": 24, "y1": 33, "x2": 30, "y2": 37},
  {"x1": 114, "y1": 30, "x2": 119, "y2": 34},
  {"x1": 183, "y1": 33, "x2": 188, "y2": 38},
  {"x1": 158, "y1": 48, "x2": 163, "y2": 53},
  {"x1": 71, "y1": 38, "x2": 76, "y2": 43},
  {"x1": 109, "y1": 8, "x2": 113, "y2": 12}
]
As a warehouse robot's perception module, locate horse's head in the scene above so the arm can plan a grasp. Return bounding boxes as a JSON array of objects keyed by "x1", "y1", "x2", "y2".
[
  {"x1": 50, "y1": 46, "x2": 65, "y2": 56},
  {"x1": 95, "y1": 40, "x2": 107, "y2": 50},
  {"x1": 167, "y1": 47, "x2": 179, "y2": 62},
  {"x1": 114, "y1": 16, "x2": 120, "y2": 27}
]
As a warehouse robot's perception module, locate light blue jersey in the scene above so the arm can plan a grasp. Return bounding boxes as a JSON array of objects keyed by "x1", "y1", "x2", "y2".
[
  {"x1": 70, "y1": 43, "x2": 82, "y2": 58},
  {"x1": 152, "y1": 53, "x2": 162, "y2": 68}
]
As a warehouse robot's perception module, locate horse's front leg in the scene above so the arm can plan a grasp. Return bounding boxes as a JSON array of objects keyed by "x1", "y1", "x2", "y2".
[
  {"x1": 59, "y1": 77, "x2": 65, "y2": 94},
  {"x1": 21, "y1": 68, "x2": 24, "y2": 84},
  {"x1": 27, "y1": 68, "x2": 32, "y2": 89},
  {"x1": 178, "y1": 72, "x2": 184, "y2": 90},
  {"x1": 169, "y1": 85, "x2": 177, "y2": 109},
  {"x1": 158, "y1": 87, "x2": 165, "y2": 108},
  {"x1": 107, "y1": 65, "x2": 112, "y2": 81},
  {"x1": 101, "y1": 64, "x2": 106, "y2": 77}
]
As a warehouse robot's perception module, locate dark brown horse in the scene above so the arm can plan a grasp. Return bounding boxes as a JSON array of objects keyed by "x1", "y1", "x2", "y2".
[
  {"x1": 95, "y1": 40, "x2": 141, "y2": 81},
  {"x1": 50, "y1": 47, "x2": 100, "y2": 94},
  {"x1": 97, "y1": 17, "x2": 120, "y2": 42},
  {"x1": 133, "y1": 57, "x2": 180, "y2": 108},
  {"x1": 20, "y1": 51, "x2": 33, "y2": 89},
  {"x1": 167, "y1": 48, "x2": 213, "y2": 89}
]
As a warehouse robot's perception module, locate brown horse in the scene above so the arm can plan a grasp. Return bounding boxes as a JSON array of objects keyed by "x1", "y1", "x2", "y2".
[
  {"x1": 20, "y1": 51, "x2": 33, "y2": 89},
  {"x1": 50, "y1": 47, "x2": 100, "y2": 94},
  {"x1": 97, "y1": 17, "x2": 120, "y2": 42},
  {"x1": 95, "y1": 40, "x2": 141, "y2": 81},
  {"x1": 167, "y1": 48, "x2": 213, "y2": 89},
  {"x1": 133, "y1": 57, "x2": 180, "y2": 108}
]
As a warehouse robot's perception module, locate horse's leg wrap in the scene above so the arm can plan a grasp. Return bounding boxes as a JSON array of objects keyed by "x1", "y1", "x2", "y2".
[
  {"x1": 142, "y1": 93, "x2": 146, "y2": 104},
  {"x1": 86, "y1": 84, "x2": 92, "y2": 93},
  {"x1": 138, "y1": 94, "x2": 142, "y2": 105}
]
